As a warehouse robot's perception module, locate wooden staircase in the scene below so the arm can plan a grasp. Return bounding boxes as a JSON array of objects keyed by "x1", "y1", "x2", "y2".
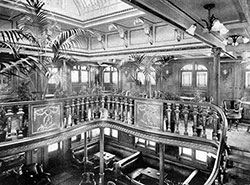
[{"x1": 226, "y1": 146, "x2": 250, "y2": 183}]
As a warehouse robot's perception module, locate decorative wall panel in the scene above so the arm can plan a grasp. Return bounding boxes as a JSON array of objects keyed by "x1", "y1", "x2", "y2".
[
  {"x1": 107, "y1": 33, "x2": 123, "y2": 48},
  {"x1": 134, "y1": 100, "x2": 163, "y2": 130},
  {"x1": 155, "y1": 25, "x2": 175, "y2": 42},
  {"x1": 29, "y1": 102, "x2": 63, "y2": 135},
  {"x1": 91, "y1": 37, "x2": 103, "y2": 50},
  {"x1": 130, "y1": 29, "x2": 148, "y2": 45}
]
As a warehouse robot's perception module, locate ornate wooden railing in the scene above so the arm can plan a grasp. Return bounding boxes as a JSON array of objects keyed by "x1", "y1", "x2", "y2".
[{"x1": 0, "y1": 94, "x2": 228, "y2": 185}]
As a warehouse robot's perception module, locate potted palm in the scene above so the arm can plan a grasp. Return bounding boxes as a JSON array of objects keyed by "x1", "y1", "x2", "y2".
[{"x1": 118, "y1": 54, "x2": 174, "y2": 98}]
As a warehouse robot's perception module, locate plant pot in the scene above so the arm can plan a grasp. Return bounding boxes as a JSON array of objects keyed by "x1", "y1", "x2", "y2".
[{"x1": 0, "y1": 130, "x2": 6, "y2": 142}]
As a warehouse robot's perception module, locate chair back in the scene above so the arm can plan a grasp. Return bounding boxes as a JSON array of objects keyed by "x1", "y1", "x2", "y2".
[
  {"x1": 223, "y1": 99, "x2": 242, "y2": 111},
  {"x1": 79, "y1": 172, "x2": 96, "y2": 185}
]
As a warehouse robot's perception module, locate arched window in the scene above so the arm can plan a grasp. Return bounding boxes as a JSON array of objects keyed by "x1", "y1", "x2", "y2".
[
  {"x1": 245, "y1": 65, "x2": 250, "y2": 88},
  {"x1": 181, "y1": 64, "x2": 208, "y2": 88}
]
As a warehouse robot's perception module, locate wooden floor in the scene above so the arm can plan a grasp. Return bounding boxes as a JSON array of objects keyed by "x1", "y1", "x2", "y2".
[{"x1": 227, "y1": 123, "x2": 250, "y2": 150}]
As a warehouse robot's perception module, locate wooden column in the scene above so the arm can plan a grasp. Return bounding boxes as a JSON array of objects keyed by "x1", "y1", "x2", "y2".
[
  {"x1": 99, "y1": 128, "x2": 104, "y2": 185},
  {"x1": 159, "y1": 143, "x2": 165, "y2": 185},
  {"x1": 84, "y1": 132, "x2": 88, "y2": 161},
  {"x1": 212, "y1": 47, "x2": 222, "y2": 106}
]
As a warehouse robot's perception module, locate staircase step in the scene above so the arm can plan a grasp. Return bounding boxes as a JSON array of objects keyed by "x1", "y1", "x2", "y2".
[{"x1": 227, "y1": 154, "x2": 250, "y2": 165}]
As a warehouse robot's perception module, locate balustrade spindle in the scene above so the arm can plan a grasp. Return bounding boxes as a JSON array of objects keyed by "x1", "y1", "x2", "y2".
[
  {"x1": 95, "y1": 95, "x2": 99, "y2": 109},
  {"x1": 183, "y1": 104, "x2": 189, "y2": 135},
  {"x1": 95, "y1": 96, "x2": 100, "y2": 119},
  {"x1": 111, "y1": 96, "x2": 115, "y2": 119},
  {"x1": 85, "y1": 97, "x2": 90, "y2": 121},
  {"x1": 128, "y1": 98, "x2": 133, "y2": 124},
  {"x1": 174, "y1": 104, "x2": 180, "y2": 134},
  {"x1": 120, "y1": 97, "x2": 124, "y2": 121},
  {"x1": 75, "y1": 98, "x2": 80, "y2": 124},
  {"x1": 101, "y1": 96, "x2": 105, "y2": 109},
  {"x1": 107, "y1": 96, "x2": 111, "y2": 118},
  {"x1": 201, "y1": 106, "x2": 208, "y2": 138},
  {"x1": 212, "y1": 110, "x2": 219, "y2": 140},
  {"x1": 17, "y1": 106, "x2": 24, "y2": 138},
  {"x1": 192, "y1": 105, "x2": 198, "y2": 136},
  {"x1": 166, "y1": 103, "x2": 172, "y2": 132},
  {"x1": 65, "y1": 100, "x2": 71, "y2": 127},
  {"x1": 115, "y1": 97, "x2": 120, "y2": 120},
  {"x1": 5, "y1": 107, "x2": 14, "y2": 140},
  {"x1": 90, "y1": 96, "x2": 94, "y2": 120},
  {"x1": 124, "y1": 98, "x2": 128, "y2": 123},
  {"x1": 71, "y1": 99, "x2": 76, "y2": 125},
  {"x1": 80, "y1": 97, "x2": 85, "y2": 122}
]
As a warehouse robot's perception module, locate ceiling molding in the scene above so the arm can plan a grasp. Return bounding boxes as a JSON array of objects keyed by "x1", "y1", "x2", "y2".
[{"x1": 120, "y1": 0, "x2": 226, "y2": 50}]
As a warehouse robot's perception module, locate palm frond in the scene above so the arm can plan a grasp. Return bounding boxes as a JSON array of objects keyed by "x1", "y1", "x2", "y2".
[
  {"x1": 0, "y1": 41, "x2": 20, "y2": 58},
  {"x1": 153, "y1": 55, "x2": 174, "y2": 80},
  {"x1": 51, "y1": 28, "x2": 90, "y2": 56},
  {"x1": 0, "y1": 55, "x2": 48, "y2": 77}
]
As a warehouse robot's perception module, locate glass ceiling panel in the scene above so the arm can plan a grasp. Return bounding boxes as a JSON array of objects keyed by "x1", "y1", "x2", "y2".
[{"x1": 41, "y1": 0, "x2": 133, "y2": 21}]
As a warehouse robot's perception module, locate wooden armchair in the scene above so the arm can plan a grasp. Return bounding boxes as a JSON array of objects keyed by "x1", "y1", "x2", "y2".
[{"x1": 222, "y1": 99, "x2": 243, "y2": 130}]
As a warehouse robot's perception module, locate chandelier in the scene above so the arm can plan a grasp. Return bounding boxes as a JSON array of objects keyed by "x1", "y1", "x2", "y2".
[{"x1": 186, "y1": 3, "x2": 228, "y2": 35}]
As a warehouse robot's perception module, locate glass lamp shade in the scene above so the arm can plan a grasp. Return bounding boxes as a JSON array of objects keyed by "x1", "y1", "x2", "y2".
[
  {"x1": 211, "y1": 19, "x2": 228, "y2": 34},
  {"x1": 186, "y1": 24, "x2": 197, "y2": 35},
  {"x1": 243, "y1": 37, "x2": 250, "y2": 44},
  {"x1": 219, "y1": 26, "x2": 229, "y2": 35}
]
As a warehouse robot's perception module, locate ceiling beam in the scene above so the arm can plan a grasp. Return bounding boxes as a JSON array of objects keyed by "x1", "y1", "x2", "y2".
[
  {"x1": 237, "y1": 0, "x2": 250, "y2": 36},
  {"x1": 120, "y1": 0, "x2": 226, "y2": 50}
]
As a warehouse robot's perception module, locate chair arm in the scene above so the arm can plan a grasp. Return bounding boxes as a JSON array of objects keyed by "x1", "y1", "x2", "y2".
[{"x1": 114, "y1": 151, "x2": 141, "y2": 178}]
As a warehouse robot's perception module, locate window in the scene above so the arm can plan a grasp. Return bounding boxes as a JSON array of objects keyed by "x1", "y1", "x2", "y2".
[
  {"x1": 91, "y1": 128, "x2": 100, "y2": 137},
  {"x1": 48, "y1": 67, "x2": 59, "y2": 84},
  {"x1": 81, "y1": 66, "x2": 89, "y2": 83},
  {"x1": 245, "y1": 65, "x2": 250, "y2": 88},
  {"x1": 103, "y1": 67, "x2": 118, "y2": 84},
  {"x1": 48, "y1": 143, "x2": 59, "y2": 152},
  {"x1": 195, "y1": 150, "x2": 207, "y2": 162},
  {"x1": 135, "y1": 137, "x2": 156, "y2": 150},
  {"x1": 71, "y1": 67, "x2": 79, "y2": 83},
  {"x1": 181, "y1": 64, "x2": 208, "y2": 88},
  {"x1": 135, "y1": 137, "x2": 146, "y2": 147},
  {"x1": 146, "y1": 140, "x2": 156, "y2": 150},
  {"x1": 104, "y1": 128, "x2": 118, "y2": 138},
  {"x1": 179, "y1": 147, "x2": 208, "y2": 163},
  {"x1": 182, "y1": 147, "x2": 192, "y2": 156},
  {"x1": 71, "y1": 65, "x2": 89, "y2": 83}
]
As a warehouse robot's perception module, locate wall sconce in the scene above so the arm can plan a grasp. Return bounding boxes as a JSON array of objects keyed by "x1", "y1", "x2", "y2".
[
  {"x1": 186, "y1": 3, "x2": 228, "y2": 36},
  {"x1": 223, "y1": 35, "x2": 250, "y2": 46}
]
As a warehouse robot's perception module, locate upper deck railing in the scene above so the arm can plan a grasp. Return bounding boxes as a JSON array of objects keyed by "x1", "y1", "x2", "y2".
[{"x1": 0, "y1": 93, "x2": 228, "y2": 185}]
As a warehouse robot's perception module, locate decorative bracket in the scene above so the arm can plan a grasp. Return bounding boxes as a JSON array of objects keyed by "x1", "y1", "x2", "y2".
[
  {"x1": 134, "y1": 17, "x2": 153, "y2": 45},
  {"x1": 88, "y1": 29, "x2": 106, "y2": 50},
  {"x1": 109, "y1": 23, "x2": 128, "y2": 47}
]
